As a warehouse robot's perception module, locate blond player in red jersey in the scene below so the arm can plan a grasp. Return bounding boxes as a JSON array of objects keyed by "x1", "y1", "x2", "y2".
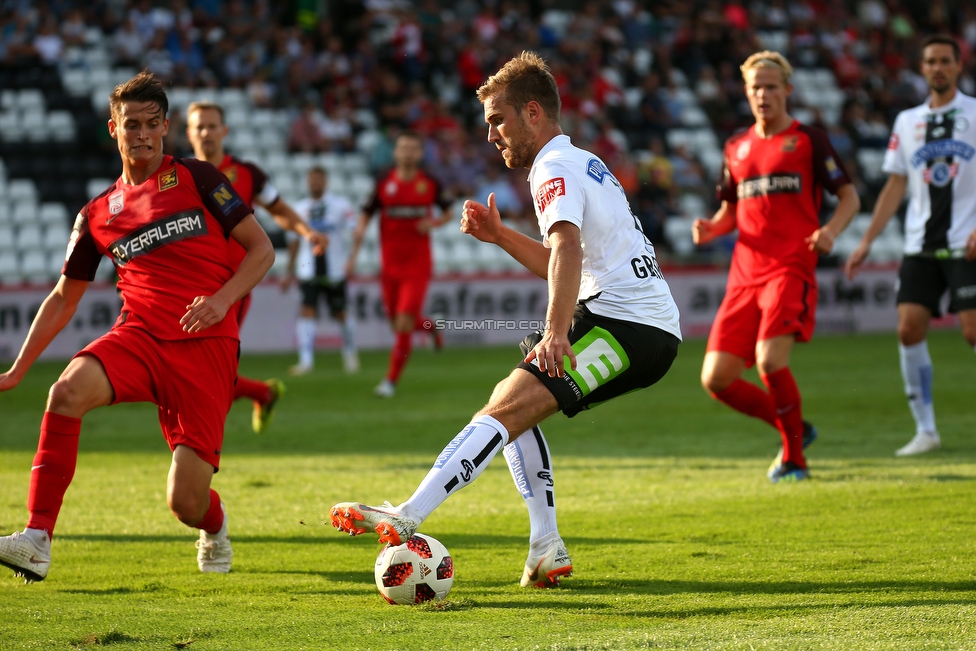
[
  {"x1": 185, "y1": 102, "x2": 327, "y2": 433},
  {"x1": 693, "y1": 51, "x2": 860, "y2": 482}
]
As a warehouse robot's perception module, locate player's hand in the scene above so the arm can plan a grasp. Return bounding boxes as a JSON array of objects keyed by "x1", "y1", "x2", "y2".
[
  {"x1": 461, "y1": 192, "x2": 502, "y2": 244},
  {"x1": 416, "y1": 217, "x2": 437, "y2": 234},
  {"x1": 806, "y1": 227, "x2": 835, "y2": 254},
  {"x1": 691, "y1": 218, "x2": 714, "y2": 245},
  {"x1": 844, "y1": 241, "x2": 871, "y2": 280},
  {"x1": 344, "y1": 257, "x2": 357, "y2": 278},
  {"x1": 181, "y1": 295, "x2": 231, "y2": 333},
  {"x1": 0, "y1": 368, "x2": 23, "y2": 392},
  {"x1": 966, "y1": 228, "x2": 976, "y2": 261},
  {"x1": 280, "y1": 273, "x2": 295, "y2": 292},
  {"x1": 307, "y1": 230, "x2": 328, "y2": 256},
  {"x1": 523, "y1": 328, "x2": 576, "y2": 379}
]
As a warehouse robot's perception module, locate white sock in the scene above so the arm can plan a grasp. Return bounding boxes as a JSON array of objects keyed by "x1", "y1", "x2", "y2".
[
  {"x1": 899, "y1": 341, "x2": 937, "y2": 435},
  {"x1": 297, "y1": 317, "x2": 316, "y2": 367},
  {"x1": 504, "y1": 426, "x2": 559, "y2": 546},
  {"x1": 402, "y1": 415, "x2": 509, "y2": 522},
  {"x1": 340, "y1": 315, "x2": 356, "y2": 355}
]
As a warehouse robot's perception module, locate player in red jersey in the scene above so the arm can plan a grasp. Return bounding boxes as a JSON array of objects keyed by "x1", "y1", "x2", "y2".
[
  {"x1": 185, "y1": 101, "x2": 327, "y2": 433},
  {"x1": 693, "y1": 51, "x2": 860, "y2": 482},
  {"x1": 347, "y1": 131, "x2": 453, "y2": 397},
  {"x1": 0, "y1": 72, "x2": 273, "y2": 582}
]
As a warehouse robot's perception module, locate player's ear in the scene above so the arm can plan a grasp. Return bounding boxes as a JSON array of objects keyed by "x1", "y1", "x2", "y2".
[
  {"x1": 107, "y1": 119, "x2": 118, "y2": 140},
  {"x1": 161, "y1": 118, "x2": 170, "y2": 137}
]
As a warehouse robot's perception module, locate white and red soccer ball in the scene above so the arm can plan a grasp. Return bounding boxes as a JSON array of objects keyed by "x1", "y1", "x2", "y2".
[{"x1": 374, "y1": 533, "x2": 453, "y2": 605}]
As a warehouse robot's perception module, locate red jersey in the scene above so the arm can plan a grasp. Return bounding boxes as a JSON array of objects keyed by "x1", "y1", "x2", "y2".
[
  {"x1": 218, "y1": 153, "x2": 278, "y2": 268},
  {"x1": 364, "y1": 168, "x2": 451, "y2": 276},
  {"x1": 64, "y1": 156, "x2": 253, "y2": 340},
  {"x1": 717, "y1": 120, "x2": 850, "y2": 288}
]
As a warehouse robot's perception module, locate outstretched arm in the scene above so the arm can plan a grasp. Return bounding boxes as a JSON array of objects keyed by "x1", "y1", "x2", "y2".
[
  {"x1": 263, "y1": 196, "x2": 328, "y2": 256},
  {"x1": 461, "y1": 192, "x2": 551, "y2": 278},
  {"x1": 344, "y1": 212, "x2": 371, "y2": 278},
  {"x1": 181, "y1": 215, "x2": 275, "y2": 333},
  {"x1": 692, "y1": 201, "x2": 737, "y2": 245},
  {"x1": 0, "y1": 276, "x2": 89, "y2": 391},
  {"x1": 844, "y1": 174, "x2": 907, "y2": 279},
  {"x1": 807, "y1": 183, "x2": 861, "y2": 254}
]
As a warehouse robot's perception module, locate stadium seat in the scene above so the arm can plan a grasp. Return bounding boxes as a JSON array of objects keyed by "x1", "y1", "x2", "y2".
[
  {"x1": 0, "y1": 111, "x2": 24, "y2": 142},
  {"x1": 218, "y1": 87, "x2": 250, "y2": 111},
  {"x1": 0, "y1": 201, "x2": 10, "y2": 226},
  {"x1": 225, "y1": 108, "x2": 250, "y2": 130},
  {"x1": 16, "y1": 89, "x2": 45, "y2": 113},
  {"x1": 87, "y1": 178, "x2": 113, "y2": 199},
  {"x1": 0, "y1": 90, "x2": 15, "y2": 111},
  {"x1": 0, "y1": 251, "x2": 20, "y2": 284},
  {"x1": 0, "y1": 225, "x2": 14, "y2": 251},
  {"x1": 48, "y1": 250, "x2": 66, "y2": 278},
  {"x1": 38, "y1": 202, "x2": 70, "y2": 227},
  {"x1": 290, "y1": 152, "x2": 316, "y2": 175},
  {"x1": 11, "y1": 200, "x2": 38, "y2": 226},
  {"x1": 664, "y1": 216, "x2": 696, "y2": 256},
  {"x1": 19, "y1": 249, "x2": 50, "y2": 283},
  {"x1": 60, "y1": 67, "x2": 89, "y2": 96},
  {"x1": 43, "y1": 223, "x2": 71, "y2": 252},
  {"x1": 15, "y1": 224, "x2": 43, "y2": 249}
]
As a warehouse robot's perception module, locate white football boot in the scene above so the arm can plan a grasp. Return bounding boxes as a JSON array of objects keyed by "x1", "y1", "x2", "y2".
[
  {"x1": 0, "y1": 528, "x2": 51, "y2": 583},
  {"x1": 330, "y1": 501, "x2": 419, "y2": 546},
  {"x1": 521, "y1": 533, "x2": 573, "y2": 588},
  {"x1": 289, "y1": 362, "x2": 314, "y2": 377},
  {"x1": 895, "y1": 431, "x2": 941, "y2": 457},
  {"x1": 374, "y1": 379, "x2": 396, "y2": 398},
  {"x1": 342, "y1": 350, "x2": 360, "y2": 373},
  {"x1": 195, "y1": 503, "x2": 233, "y2": 573}
]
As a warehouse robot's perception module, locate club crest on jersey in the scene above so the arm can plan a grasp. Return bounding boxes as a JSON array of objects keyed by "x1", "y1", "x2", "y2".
[
  {"x1": 923, "y1": 161, "x2": 959, "y2": 187},
  {"x1": 385, "y1": 180, "x2": 399, "y2": 196},
  {"x1": 107, "y1": 191, "x2": 124, "y2": 221},
  {"x1": 535, "y1": 177, "x2": 566, "y2": 214},
  {"x1": 736, "y1": 140, "x2": 751, "y2": 160},
  {"x1": 415, "y1": 179, "x2": 428, "y2": 194},
  {"x1": 158, "y1": 167, "x2": 178, "y2": 192},
  {"x1": 888, "y1": 133, "x2": 901, "y2": 150},
  {"x1": 955, "y1": 116, "x2": 970, "y2": 133},
  {"x1": 224, "y1": 166, "x2": 238, "y2": 184},
  {"x1": 781, "y1": 136, "x2": 799, "y2": 152},
  {"x1": 824, "y1": 157, "x2": 844, "y2": 180}
]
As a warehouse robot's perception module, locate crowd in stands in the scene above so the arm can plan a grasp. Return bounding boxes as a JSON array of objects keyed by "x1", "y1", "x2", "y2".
[{"x1": 3, "y1": 0, "x2": 976, "y2": 256}]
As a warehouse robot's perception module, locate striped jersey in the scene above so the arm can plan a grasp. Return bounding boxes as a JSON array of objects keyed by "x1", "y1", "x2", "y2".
[
  {"x1": 528, "y1": 134, "x2": 681, "y2": 338},
  {"x1": 882, "y1": 91, "x2": 976, "y2": 255},
  {"x1": 291, "y1": 192, "x2": 356, "y2": 282}
]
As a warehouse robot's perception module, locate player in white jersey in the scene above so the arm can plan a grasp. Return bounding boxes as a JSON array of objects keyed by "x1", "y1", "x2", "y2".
[
  {"x1": 284, "y1": 167, "x2": 359, "y2": 374},
  {"x1": 846, "y1": 35, "x2": 976, "y2": 456},
  {"x1": 328, "y1": 52, "x2": 681, "y2": 588}
]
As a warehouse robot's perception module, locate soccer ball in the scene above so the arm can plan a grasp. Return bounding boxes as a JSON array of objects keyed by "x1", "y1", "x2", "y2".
[{"x1": 374, "y1": 533, "x2": 454, "y2": 605}]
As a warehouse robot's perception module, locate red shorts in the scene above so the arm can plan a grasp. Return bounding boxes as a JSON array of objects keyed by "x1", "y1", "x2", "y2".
[
  {"x1": 706, "y1": 274, "x2": 817, "y2": 367},
  {"x1": 380, "y1": 272, "x2": 430, "y2": 319},
  {"x1": 76, "y1": 327, "x2": 238, "y2": 469}
]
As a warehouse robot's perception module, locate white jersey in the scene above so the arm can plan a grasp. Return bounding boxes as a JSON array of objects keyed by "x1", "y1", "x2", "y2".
[
  {"x1": 291, "y1": 192, "x2": 356, "y2": 282},
  {"x1": 882, "y1": 91, "x2": 976, "y2": 254},
  {"x1": 528, "y1": 135, "x2": 681, "y2": 339}
]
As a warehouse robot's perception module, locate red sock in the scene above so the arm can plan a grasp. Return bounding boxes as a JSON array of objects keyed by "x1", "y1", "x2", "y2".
[
  {"x1": 712, "y1": 379, "x2": 777, "y2": 427},
  {"x1": 26, "y1": 412, "x2": 82, "y2": 538},
  {"x1": 195, "y1": 489, "x2": 224, "y2": 534},
  {"x1": 761, "y1": 367, "x2": 805, "y2": 468},
  {"x1": 387, "y1": 331, "x2": 412, "y2": 383},
  {"x1": 234, "y1": 376, "x2": 271, "y2": 403}
]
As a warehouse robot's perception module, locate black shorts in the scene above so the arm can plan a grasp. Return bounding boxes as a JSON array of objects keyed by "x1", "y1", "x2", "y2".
[
  {"x1": 516, "y1": 304, "x2": 680, "y2": 418},
  {"x1": 300, "y1": 279, "x2": 348, "y2": 317},
  {"x1": 896, "y1": 255, "x2": 976, "y2": 317}
]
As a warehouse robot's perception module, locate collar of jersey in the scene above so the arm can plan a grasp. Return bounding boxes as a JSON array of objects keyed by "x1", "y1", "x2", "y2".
[{"x1": 530, "y1": 134, "x2": 572, "y2": 176}]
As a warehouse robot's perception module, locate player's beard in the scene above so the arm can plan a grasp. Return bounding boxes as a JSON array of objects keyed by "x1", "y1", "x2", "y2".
[{"x1": 500, "y1": 117, "x2": 534, "y2": 169}]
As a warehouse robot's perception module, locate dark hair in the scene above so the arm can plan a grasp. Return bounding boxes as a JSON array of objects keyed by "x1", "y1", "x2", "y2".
[
  {"x1": 109, "y1": 71, "x2": 168, "y2": 121},
  {"x1": 395, "y1": 130, "x2": 423, "y2": 144},
  {"x1": 921, "y1": 34, "x2": 961, "y2": 62},
  {"x1": 477, "y1": 51, "x2": 561, "y2": 122},
  {"x1": 309, "y1": 165, "x2": 327, "y2": 177}
]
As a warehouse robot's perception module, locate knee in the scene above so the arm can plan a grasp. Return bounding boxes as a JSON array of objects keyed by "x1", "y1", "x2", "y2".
[
  {"x1": 897, "y1": 321, "x2": 926, "y2": 346},
  {"x1": 47, "y1": 378, "x2": 90, "y2": 416},
  {"x1": 701, "y1": 368, "x2": 732, "y2": 395},
  {"x1": 168, "y1": 490, "x2": 208, "y2": 526},
  {"x1": 755, "y1": 358, "x2": 785, "y2": 377},
  {"x1": 962, "y1": 324, "x2": 976, "y2": 348}
]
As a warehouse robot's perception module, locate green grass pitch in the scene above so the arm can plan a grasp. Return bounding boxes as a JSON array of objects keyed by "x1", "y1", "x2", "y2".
[{"x1": 1, "y1": 331, "x2": 975, "y2": 650}]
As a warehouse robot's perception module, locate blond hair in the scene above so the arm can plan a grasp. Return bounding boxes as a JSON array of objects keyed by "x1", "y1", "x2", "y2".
[
  {"x1": 186, "y1": 100, "x2": 225, "y2": 124},
  {"x1": 477, "y1": 51, "x2": 561, "y2": 122},
  {"x1": 740, "y1": 51, "x2": 794, "y2": 85}
]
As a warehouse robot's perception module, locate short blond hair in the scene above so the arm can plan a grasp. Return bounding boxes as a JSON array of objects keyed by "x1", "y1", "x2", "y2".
[
  {"x1": 186, "y1": 100, "x2": 225, "y2": 123},
  {"x1": 477, "y1": 51, "x2": 561, "y2": 122},
  {"x1": 740, "y1": 51, "x2": 794, "y2": 85}
]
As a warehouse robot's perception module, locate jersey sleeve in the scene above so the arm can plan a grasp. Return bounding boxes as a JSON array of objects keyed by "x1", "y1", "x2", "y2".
[
  {"x1": 532, "y1": 161, "x2": 584, "y2": 240},
  {"x1": 244, "y1": 161, "x2": 280, "y2": 206},
  {"x1": 362, "y1": 178, "x2": 382, "y2": 215},
  {"x1": 881, "y1": 112, "x2": 908, "y2": 176},
  {"x1": 62, "y1": 205, "x2": 104, "y2": 281},
  {"x1": 179, "y1": 158, "x2": 253, "y2": 236},
  {"x1": 431, "y1": 176, "x2": 453, "y2": 211},
  {"x1": 716, "y1": 141, "x2": 738, "y2": 204},
  {"x1": 803, "y1": 124, "x2": 852, "y2": 194}
]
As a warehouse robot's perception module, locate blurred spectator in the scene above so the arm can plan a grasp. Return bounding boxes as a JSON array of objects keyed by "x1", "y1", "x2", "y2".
[
  {"x1": 114, "y1": 17, "x2": 144, "y2": 66},
  {"x1": 474, "y1": 162, "x2": 522, "y2": 221},
  {"x1": 61, "y1": 8, "x2": 88, "y2": 47},
  {"x1": 319, "y1": 102, "x2": 356, "y2": 152},
  {"x1": 289, "y1": 100, "x2": 328, "y2": 153},
  {"x1": 32, "y1": 17, "x2": 63, "y2": 65}
]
